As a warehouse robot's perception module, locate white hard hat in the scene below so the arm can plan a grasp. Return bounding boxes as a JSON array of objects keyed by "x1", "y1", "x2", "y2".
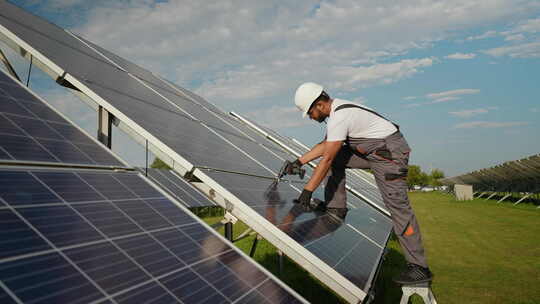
[{"x1": 294, "y1": 82, "x2": 323, "y2": 118}]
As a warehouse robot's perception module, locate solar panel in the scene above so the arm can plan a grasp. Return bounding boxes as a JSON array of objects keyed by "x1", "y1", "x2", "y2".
[
  {"x1": 229, "y1": 112, "x2": 390, "y2": 215},
  {"x1": 0, "y1": 70, "x2": 126, "y2": 167},
  {"x1": 0, "y1": 168, "x2": 307, "y2": 304},
  {"x1": 140, "y1": 168, "x2": 217, "y2": 207},
  {"x1": 0, "y1": 2, "x2": 391, "y2": 301}
]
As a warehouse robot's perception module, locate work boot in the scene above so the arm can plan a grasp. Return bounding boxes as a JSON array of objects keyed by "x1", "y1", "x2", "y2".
[
  {"x1": 393, "y1": 263, "x2": 433, "y2": 285},
  {"x1": 326, "y1": 207, "x2": 348, "y2": 221}
]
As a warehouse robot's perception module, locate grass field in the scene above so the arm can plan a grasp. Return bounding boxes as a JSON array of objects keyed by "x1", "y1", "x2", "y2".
[{"x1": 201, "y1": 192, "x2": 540, "y2": 304}]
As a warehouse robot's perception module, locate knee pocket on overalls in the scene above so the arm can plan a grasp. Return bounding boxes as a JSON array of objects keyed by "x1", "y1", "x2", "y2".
[{"x1": 384, "y1": 167, "x2": 408, "y2": 181}]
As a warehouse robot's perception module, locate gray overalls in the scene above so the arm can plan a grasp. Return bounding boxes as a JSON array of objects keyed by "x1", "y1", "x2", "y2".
[{"x1": 325, "y1": 104, "x2": 428, "y2": 268}]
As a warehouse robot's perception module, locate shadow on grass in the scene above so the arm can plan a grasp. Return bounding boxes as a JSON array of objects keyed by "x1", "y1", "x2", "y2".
[{"x1": 373, "y1": 245, "x2": 408, "y2": 304}]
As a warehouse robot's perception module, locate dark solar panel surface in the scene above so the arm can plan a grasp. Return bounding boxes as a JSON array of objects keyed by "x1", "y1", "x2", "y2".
[
  {"x1": 202, "y1": 170, "x2": 392, "y2": 291},
  {"x1": 142, "y1": 168, "x2": 216, "y2": 207},
  {"x1": 0, "y1": 70, "x2": 125, "y2": 167},
  {"x1": 0, "y1": 169, "x2": 305, "y2": 304}
]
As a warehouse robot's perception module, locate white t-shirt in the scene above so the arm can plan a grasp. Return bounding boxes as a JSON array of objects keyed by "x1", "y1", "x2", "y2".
[{"x1": 326, "y1": 98, "x2": 397, "y2": 141}]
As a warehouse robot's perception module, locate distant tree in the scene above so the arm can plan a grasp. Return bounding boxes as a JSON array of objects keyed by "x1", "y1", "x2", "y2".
[
  {"x1": 407, "y1": 165, "x2": 422, "y2": 190},
  {"x1": 429, "y1": 169, "x2": 445, "y2": 188},
  {"x1": 150, "y1": 158, "x2": 171, "y2": 170},
  {"x1": 407, "y1": 165, "x2": 431, "y2": 189}
]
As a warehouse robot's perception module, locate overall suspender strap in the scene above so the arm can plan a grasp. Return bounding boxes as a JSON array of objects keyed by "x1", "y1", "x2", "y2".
[{"x1": 334, "y1": 103, "x2": 400, "y2": 130}]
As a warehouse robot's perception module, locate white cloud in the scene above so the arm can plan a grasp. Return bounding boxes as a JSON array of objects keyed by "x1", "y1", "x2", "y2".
[
  {"x1": 531, "y1": 107, "x2": 539, "y2": 113},
  {"x1": 504, "y1": 33, "x2": 526, "y2": 41},
  {"x1": 449, "y1": 108, "x2": 490, "y2": 118},
  {"x1": 427, "y1": 89, "x2": 481, "y2": 100},
  {"x1": 404, "y1": 96, "x2": 417, "y2": 100},
  {"x1": 445, "y1": 53, "x2": 476, "y2": 59},
  {"x1": 68, "y1": 0, "x2": 540, "y2": 109},
  {"x1": 454, "y1": 121, "x2": 529, "y2": 128},
  {"x1": 511, "y1": 17, "x2": 540, "y2": 34},
  {"x1": 244, "y1": 106, "x2": 311, "y2": 129},
  {"x1": 430, "y1": 96, "x2": 460, "y2": 103},
  {"x1": 466, "y1": 30, "x2": 498, "y2": 40},
  {"x1": 483, "y1": 41, "x2": 540, "y2": 58}
]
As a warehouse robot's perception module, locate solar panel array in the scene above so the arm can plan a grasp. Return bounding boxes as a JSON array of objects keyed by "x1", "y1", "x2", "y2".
[
  {"x1": 0, "y1": 71, "x2": 125, "y2": 167},
  {"x1": 0, "y1": 1, "x2": 393, "y2": 302},
  {"x1": 441, "y1": 153, "x2": 540, "y2": 193},
  {"x1": 0, "y1": 69, "x2": 306, "y2": 303}
]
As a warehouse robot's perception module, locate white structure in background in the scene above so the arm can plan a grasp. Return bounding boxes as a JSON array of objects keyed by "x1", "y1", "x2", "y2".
[{"x1": 454, "y1": 184, "x2": 473, "y2": 201}]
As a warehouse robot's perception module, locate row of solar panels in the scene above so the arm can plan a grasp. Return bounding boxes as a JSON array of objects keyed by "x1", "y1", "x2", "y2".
[
  {"x1": 0, "y1": 1, "x2": 392, "y2": 302},
  {"x1": 441, "y1": 154, "x2": 540, "y2": 193},
  {"x1": 0, "y1": 67, "x2": 306, "y2": 303}
]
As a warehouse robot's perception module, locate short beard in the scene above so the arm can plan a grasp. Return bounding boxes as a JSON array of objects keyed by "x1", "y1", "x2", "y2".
[{"x1": 315, "y1": 116, "x2": 326, "y2": 123}]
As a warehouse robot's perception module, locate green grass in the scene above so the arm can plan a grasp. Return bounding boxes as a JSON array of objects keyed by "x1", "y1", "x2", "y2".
[{"x1": 200, "y1": 193, "x2": 540, "y2": 304}]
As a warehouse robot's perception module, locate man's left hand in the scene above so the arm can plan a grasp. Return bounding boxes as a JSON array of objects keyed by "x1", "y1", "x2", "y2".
[{"x1": 294, "y1": 189, "x2": 313, "y2": 211}]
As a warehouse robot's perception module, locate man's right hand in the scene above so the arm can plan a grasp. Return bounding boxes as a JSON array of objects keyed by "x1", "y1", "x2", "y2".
[{"x1": 281, "y1": 159, "x2": 303, "y2": 177}]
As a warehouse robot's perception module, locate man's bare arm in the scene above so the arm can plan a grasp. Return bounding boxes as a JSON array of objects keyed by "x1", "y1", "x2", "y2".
[
  {"x1": 299, "y1": 141, "x2": 326, "y2": 165},
  {"x1": 304, "y1": 140, "x2": 343, "y2": 191}
]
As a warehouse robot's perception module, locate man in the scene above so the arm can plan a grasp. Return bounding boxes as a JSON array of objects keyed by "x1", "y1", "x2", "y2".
[{"x1": 284, "y1": 82, "x2": 433, "y2": 285}]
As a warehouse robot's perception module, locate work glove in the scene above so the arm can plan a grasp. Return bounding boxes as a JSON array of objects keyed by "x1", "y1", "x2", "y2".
[
  {"x1": 284, "y1": 159, "x2": 303, "y2": 175},
  {"x1": 294, "y1": 189, "x2": 313, "y2": 211}
]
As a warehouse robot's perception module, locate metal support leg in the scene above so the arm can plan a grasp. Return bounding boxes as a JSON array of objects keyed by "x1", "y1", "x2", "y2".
[
  {"x1": 277, "y1": 250, "x2": 284, "y2": 276},
  {"x1": 400, "y1": 283, "x2": 437, "y2": 304},
  {"x1": 224, "y1": 222, "x2": 233, "y2": 242},
  {"x1": 514, "y1": 193, "x2": 531, "y2": 206},
  {"x1": 98, "y1": 106, "x2": 113, "y2": 148},
  {"x1": 485, "y1": 192, "x2": 497, "y2": 200},
  {"x1": 497, "y1": 193, "x2": 511, "y2": 204},
  {"x1": 249, "y1": 235, "x2": 261, "y2": 257},
  {"x1": 476, "y1": 192, "x2": 486, "y2": 198},
  {"x1": 0, "y1": 48, "x2": 21, "y2": 81}
]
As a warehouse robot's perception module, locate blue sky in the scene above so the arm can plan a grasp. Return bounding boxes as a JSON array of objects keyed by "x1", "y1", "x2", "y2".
[{"x1": 2, "y1": 0, "x2": 539, "y2": 177}]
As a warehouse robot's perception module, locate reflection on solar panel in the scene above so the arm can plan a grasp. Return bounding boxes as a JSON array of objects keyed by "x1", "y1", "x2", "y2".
[
  {"x1": 140, "y1": 168, "x2": 216, "y2": 207},
  {"x1": 0, "y1": 2, "x2": 391, "y2": 302},
  {"x1": 0, "y1": 70, "x2": 125, "y2": 167},
  {"x1": 0, "y1": 169, "x2": 306, "y2": 304}
]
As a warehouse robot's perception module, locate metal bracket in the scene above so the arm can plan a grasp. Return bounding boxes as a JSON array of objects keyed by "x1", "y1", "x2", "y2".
[
  {"x1": 400, "y1": 283, "x2": 437, "y2": 304},
  {"x1": 220, "y1": 211, "x2": 238, "y2": 242},
  {"x1": 97, "y1": 106, "x2": 113, "y2": 148}
]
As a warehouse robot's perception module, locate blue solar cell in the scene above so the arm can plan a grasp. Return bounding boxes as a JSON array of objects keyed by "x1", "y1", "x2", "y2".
[
  {"x1": 33, "y1": 171, "x2": 105, "y2": 202},
  {"x1": 18, "y1": 205, "x2": 104, "y2": 247},
  {"x1": 64, "y1": 242, "x2": 151, "y2": 294},
  {"x1": 180, "y1": 224, "x2": 230, "y2": 257},
  {"x1": 0, "y1": 171, "x2": 60, "y2": 206},
  {"x1": 0, "y1": 147, "x2": 11, "y2": 160},
  {"x1": 72, "y1": 202, "x2": 143, "y2": 238},
  {"x1": 113, "y1": 234, "x2": 185, "y2": 277},
  {"x1": 36, "y1": 138, "x2": 96, "y2": 164},
  {"x1": 160, "y1": 268, "x2": 229, "y2": 304},
  {"x1": 0, "y1": 97, "x2": 33, "y2": 116},
  {"x1": 0, "y1": 114, "x2": 25, "y2": 136},
  {"x1": 46, "y1": 122, "x2": 96, "y2": 145},
  {"x1": 144, "y1": 198, "x2": 197, "y2": 225},
  {"x1": 114, "y1": 281, "x2": 178, "y2": 304},
  {"x1": 192, "y1": 257, "x2": 253, "y2": 302},
  {"x1": 256, "y1": 279, "x2": 305, "y2": 304},
  {"x1": 151, "y1": 228, "x2": 211, "y2": 265},
  {"x1": 114, "y1": 199, "x2": 171, "y2": 230},
  {"x1": 113, "y1": 173, "x2": 163, "y2": 198},
  {"x1": 77, "y1": 172, "x2": 137, "y2": 200},
  {"x1": 147, "y1": 168, "x2": 215, "y2": 207},
  {"x1": 16, "y1": 99, "x2": 69, "y2": 124},
  {"x1": 215, "y1": 250, "x2": 268, "y2": 288},
  {"x1": 0, "y1": 288, "x2": 17, "y2": 304},
  {"x1": 71, "y1": 142, "x2": 120, "y2": 165},
  {"x1": 0, "y1": 253, "x2": 104, "y2": 304},
  {"x1": 5, "y1": 114, "x2": 64, "y2": 140},
  {"x1": 0, "y1": 209, "x2": 51, "y2": 260},
  {"x1": 0, "y1": 134, "x2": 58, "y2": 162}
]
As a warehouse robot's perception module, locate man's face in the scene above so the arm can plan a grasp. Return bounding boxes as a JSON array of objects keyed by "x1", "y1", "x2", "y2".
[{"x1": 308, "y1": 102, "x2": 327, "y2": 123}]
